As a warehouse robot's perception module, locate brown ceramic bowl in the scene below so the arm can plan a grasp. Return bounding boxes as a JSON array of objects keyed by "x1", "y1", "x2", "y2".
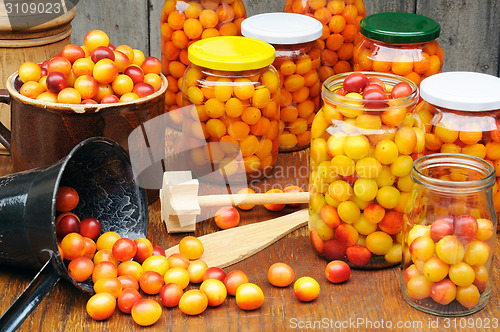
[{"x1": 0, "y1": 72, "x2": 167, "y2": 173}]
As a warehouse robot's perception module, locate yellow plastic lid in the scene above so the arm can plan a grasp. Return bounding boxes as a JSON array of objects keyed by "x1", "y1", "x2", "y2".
[{"x1": 188, "y1": 36, "x2": 275, "y2": 71}]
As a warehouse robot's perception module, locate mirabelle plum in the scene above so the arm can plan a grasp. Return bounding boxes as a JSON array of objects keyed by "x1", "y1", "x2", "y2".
[
  {"x1": 46, "y1": 71, "x2": 68, "y2": 93},
  {"x1": 335, "y1": 223, "x2": 359, "y2": 246},
  {"x1": 365, "y1": 231, "x2": 393, "y2": 256},
  {"x1": 431, "y1": 279, "x2": 457, "y2": 305},
  {"x1": 57, "y1": 88, "x2": 82, "y2": 104},
  {"x1": 73, "y1": 75, "x2": 98, "y2": 100},
  {"x1": 476, "y1": 218, "x2": 494, "y2": 241},
  {"x1": 407, "y1": 225, "x2": 430, "y2": 246},
  {"x1": 236, "y1": 188, "x2": 256, "y2": 210},
  {"x1": 453, "y1": 214, "x2": 478, "y2": 242},
  {"x1": 179, "y1": 289, "x2": 208, "y2": 315},
  {"x1": 293, "y1": 276, "x2": 320, "y2": 302},
  {"x1": 406, "y1": 275, "x2": 433, "y2": 300},
  {"x1": 320, "y1": 205, "x2": 341, "y2": 229},
  {"x1": 430, "y1": 217, "x2": 454, "y2": 242},
  {"x1": 93, "y1": 59, "x2": 119, "y2": 84},
  {"x1": 463, "y1": 241, "x2": 490, "y2": 267},
  {"x1": 84, "y1": 30, "x2": 110, "y2": 52},
  {"x1": 214, "y1": 206, "x2": 240, "y2": 230},
  {"x1": 378, "y1": 211, "x2": 403, "y2": 235},
  {"x1": 328, "y1": 180, "x2": 353, "y2": 202},
  {"x1": 456, "y1": 284, "x2": 480, "y2": 309},
  {"x1": 409, "y1": 236, "x2": 434, "y2": 261},
  {"x1": 344, "y1": 135, "x2": 370, "y2": 160},
  {"x1": 375, "y1": 139, "x2": 399, "y2": 165},
  {"x1": 375, "y1": 186, "x2": 400, "y2": 209},
  {"x1": 473, "y1": 265, "x2": 489, "y2": 293},
  {"x1": 47, "y1": 57, "x2": 72, "y2": 76},
  {"x1": 384, "y1": 243, "x2": 402, "y2": 263},
  {"x1": 18, "y1": 61, "x2": 42, "y2": 83},
  {"x1": 423, "y1": 257, "x2": 449, "y2": 282},
  {"x1": 363, "y1": 204, "x2": 385, "y2": 224},
  {"x1": 403, "y1": 264, "x2": 421, "y2": 285},
  {"x1": 346, "y1": 245, "x2": 372, "y2": 266},
  {"x1": 353, "y1": 178, "x2": 378, "y2": 202},
  {"x1": 20, "y1": 81, "x2": 45, "y2": 99},
  {"x1": 435, "y1": 235, "x2": 465, "y2": 265}
]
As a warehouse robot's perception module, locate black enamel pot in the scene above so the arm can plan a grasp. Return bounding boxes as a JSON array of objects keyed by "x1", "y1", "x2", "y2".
[{"x1": 0, "y1": 137, "x2": 148, "y2": 332}]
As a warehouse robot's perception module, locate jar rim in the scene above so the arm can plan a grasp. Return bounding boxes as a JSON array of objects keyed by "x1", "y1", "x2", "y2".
[
  {"x1": 411, "y1": 153, "x2": 496, "y2": 194},
  {"x1": 322, "y1": 71, "x2": 419, "y2": 112}
]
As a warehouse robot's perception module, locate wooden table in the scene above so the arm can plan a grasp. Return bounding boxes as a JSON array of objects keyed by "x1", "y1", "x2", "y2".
[{"x1": 0, "y1": 150, "x2": 499, "y2": 331}]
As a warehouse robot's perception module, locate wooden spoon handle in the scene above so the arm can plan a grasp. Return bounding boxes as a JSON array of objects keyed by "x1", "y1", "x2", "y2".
[
  {"x1": 165, "y1": 209, "x2": 309, "y2": 268},
  {"x1": 197, "y1": 192, "x2": 310, "y2": 207}
]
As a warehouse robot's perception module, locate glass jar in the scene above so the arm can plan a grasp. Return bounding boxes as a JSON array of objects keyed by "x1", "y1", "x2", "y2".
[
  {"x1": 354, "y1": 12, "x2": 443, "y2": 87},
  {"x1": 418, "y1": 72, "x2": 500, "y2": 229},
  {"x1": 403, "y1": 153, "x2": 497, "y2": 316},
  {"x1": 241, "y1": 13, "x2": 322, "y2": 152},
  {"x1": 284, "y1": 0, "x2": 367, "y2": 82},
  {"x1": 182, "y1": 36, "x2": 280, "y2": 182},
  {"x1": 309, "y1": 72, "x2": 421, "y2": 268},
  {"x1": 160, "y1": 0, "x2": 247, "y2": 129}
]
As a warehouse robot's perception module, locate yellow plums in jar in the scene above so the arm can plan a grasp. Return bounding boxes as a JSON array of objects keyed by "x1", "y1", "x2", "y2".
[
  {"x1": 182, "y1": 37, "x2": 279, "y2": 181},
  {"x1": 403, "y1": 153, "x2": 497, "y2": 315},
  {"x1": 308, "y1": 72, "x2": 419, "y2": 268}
]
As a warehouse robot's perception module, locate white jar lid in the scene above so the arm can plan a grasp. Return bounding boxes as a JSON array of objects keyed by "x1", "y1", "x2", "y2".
[
  {"x1": 241, "y1": 13, "x2": 323, "y2": 45},
  {"x1": 420, "y1": 72, "x2": 500, "y2": 112}
]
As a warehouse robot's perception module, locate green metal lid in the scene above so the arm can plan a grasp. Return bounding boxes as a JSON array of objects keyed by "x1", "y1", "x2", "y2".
[{"x1": 360, "y1": 12, "x2": 441, "y2": 44}]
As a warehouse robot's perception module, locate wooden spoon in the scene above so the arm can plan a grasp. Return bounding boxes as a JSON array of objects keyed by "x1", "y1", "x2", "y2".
[{"x1": 164, "y1": 208, "x2": 309, "y2": 268}]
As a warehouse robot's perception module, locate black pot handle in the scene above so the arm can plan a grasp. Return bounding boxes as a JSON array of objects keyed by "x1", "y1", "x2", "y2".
[
  {"x1": 0, "y1": 89, "x2": 11, "y2": 152},
  {"x1": 0, "y1": 255, "x2": 61, "y2": 332}
]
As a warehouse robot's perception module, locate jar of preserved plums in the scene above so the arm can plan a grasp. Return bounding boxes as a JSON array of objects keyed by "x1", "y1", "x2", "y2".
[
  {"x1": 418, "y1": 71, "x2": 500, "y2": 229},
  {"x1": 403, "y1": 153, "x2": 497, "y2": 316},
  {"x1": 284, "y1": 0, "x2": 367, "y2": 82},
  {"x1": 182, "y1": 36, "x2": 280, "y2": 181},
  {"x1": 309, "y1": 71, "x2": 421, "y2": 268},
  {"x1": 161, "y1": 0, "x2": 247, "y2": 129},
  {"x1": 354, "y1": 12, "x2": 443, "y2": 87},
  {"x1": 241, "y1": 13, "x2": 322, "y2": 152}
]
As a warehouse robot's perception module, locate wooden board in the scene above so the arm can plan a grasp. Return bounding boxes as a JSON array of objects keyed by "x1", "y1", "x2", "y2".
[
  {"x1": 70, "y1": 0, "x2": 499, "y2": 75},
  {"x1": 70, "y1": 0, "x2": 149, "y2": 54},
  {"x1": 165, "y1": 208, "x2": 309, "y2": 268},
  {"x1": 417, "y1": 0, "x2": 500, "y2": 76}
]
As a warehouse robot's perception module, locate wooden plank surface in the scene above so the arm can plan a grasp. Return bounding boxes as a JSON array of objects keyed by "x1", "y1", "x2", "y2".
[
  {"x1": 365, "y1": 0, "x2": 416, "y2": 13},
  {"x1": 416, "y1": 0, "x2": 500, "y2": 76},
  {"x1": 1, "y1": 151, "x2": 500, "y2": 331},
  {"x1": 70, "y1": 0, "x2": 149, "y2": 55},
  {"x1": 69, "y1": 0, "x2": 500, "y2": 75}
]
